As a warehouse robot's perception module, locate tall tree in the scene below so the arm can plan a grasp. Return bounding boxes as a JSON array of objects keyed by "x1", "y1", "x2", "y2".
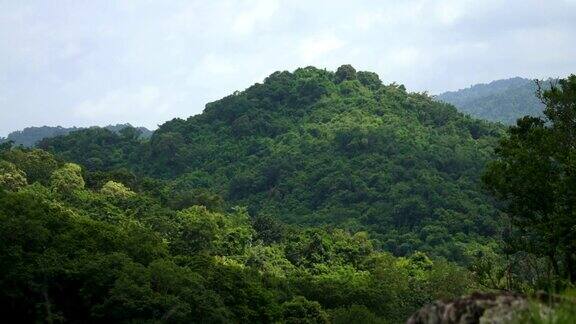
[{"x1": 483, "y1": 75, "x2": 576, "y2": 285}]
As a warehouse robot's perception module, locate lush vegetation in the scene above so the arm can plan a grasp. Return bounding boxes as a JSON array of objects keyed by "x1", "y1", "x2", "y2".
[
  {"x1": 515, "y1": 290, "x2": 576, "y2": 324},
  {"x1": 0, "y1": 146, "x2": 475, "y2": 322},
  {"x1": 0, "y1": 124, "x2": 153, "y2": 147},
  {"x1": 483, "y1": 75, "x2": 576, "y2": 290},
  {"x1": 2, "y1": 66, "x2": 575, "y2": 322},
  {"x1": 40, "y1": 66, "x2": 504, "y2": 264},
  {"x1": 437, "y1": 77, "x2": 546, "y2": 124}
]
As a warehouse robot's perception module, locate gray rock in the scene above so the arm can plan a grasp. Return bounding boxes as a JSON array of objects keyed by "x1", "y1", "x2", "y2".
[{"x1": 406, "y1": 292, "x2": 529, "y2": 324}]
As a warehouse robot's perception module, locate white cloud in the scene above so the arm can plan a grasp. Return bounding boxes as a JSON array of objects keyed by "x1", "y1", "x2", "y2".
[
  {"x1": 298, "y1": 34, "x2": 345, "y2": 62},
  {"x1": 389, "y1": 47, "x2": 421, "y2": 67},
  {"x1": 354, "y1": 11, "x2": 384, "y2": 31},
  {"x1": 232, "y1": 0, "x2": 279, "y2": 35},
  {"x1": 433, "y1": 0, "x2": 468, "y2": 26},
  {"x1": 1, "y1": 0, "x2": 576, "y2": 135},
  {"x1": 377, "y1": 1, "x2": 425, "y2": 26},
  {"x1": 73, "y1": 86, "x2": 163, "y2": 121}
]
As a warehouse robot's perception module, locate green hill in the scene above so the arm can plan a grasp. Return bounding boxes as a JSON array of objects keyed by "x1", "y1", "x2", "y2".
[
  {"x1": 7, "y1": 65, "x2": 572, "y2": 323},
  {"x1": 0, "y1": 124, "x2": 153, "y2": 147},
  {"x1": 40, "y1": 65, "x2": 504, "y2": 261},
  {"x1": 436, "y1": 77, "x2": 546, "y2": 124}
]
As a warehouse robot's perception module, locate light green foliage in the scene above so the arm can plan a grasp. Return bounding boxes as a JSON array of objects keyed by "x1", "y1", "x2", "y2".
[
  {"x1": 246, "y1": 244, "x2": 296, "y2": 277},
  {"x1": 50, "y1": 162, "x2": 85, "y2": 193},
  {"x1": 0, "y1": 160, "x2": 27, "y2": 191},
  {"x1": 401, "y1": 251, "x2": 434, "y2": 279},
  {"x1": 171, "y1": 206, "x2": 253, "y2": 256},
  {"x1": 1, "y1": 148, "x2": 58, "y2": 184},
  {"x1": 465, "y1": 243, "x2": 509, "y2": 290},
  {"x1": 100, "y1": 180, "x2": 135, "y2": 199},
  {"x1": 512, "y1": 290, "x2": 576, "y2": 324}
]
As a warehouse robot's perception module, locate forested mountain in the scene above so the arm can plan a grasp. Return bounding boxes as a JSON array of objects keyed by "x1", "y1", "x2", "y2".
[
  {"x1": 40, "y1": 65, "x2": 504, "y2": 262},
  {"x1": 0, "y1": 124, "x2": 153, "y2": 147},
  {"x1": 436, "y1": 77, "x2": 546, "y2": 124},
  {"x1": 2, "y1": 66, "x2": 576, "y2": 323}
]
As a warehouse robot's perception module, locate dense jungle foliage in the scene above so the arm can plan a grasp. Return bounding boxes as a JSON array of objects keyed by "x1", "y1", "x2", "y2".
[
  {"x1": 39, "y1": 66, "x2": 504, "y2": 263},
  {"x1": 2, "y1": 66, "x2": 575, "y2": 322},
  {"x1": 0, "y1": 147, "x2": 474, "y2": 323}
]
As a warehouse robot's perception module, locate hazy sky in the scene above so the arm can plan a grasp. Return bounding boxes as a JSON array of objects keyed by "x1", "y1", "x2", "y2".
[{"x1": 1, "y1": 0, "x2": 576, "y2": 136}]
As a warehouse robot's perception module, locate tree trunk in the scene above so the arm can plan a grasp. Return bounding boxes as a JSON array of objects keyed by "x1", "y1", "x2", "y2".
[{"x1": 42, "y1": 287, "x2": 54, "y2": 324}]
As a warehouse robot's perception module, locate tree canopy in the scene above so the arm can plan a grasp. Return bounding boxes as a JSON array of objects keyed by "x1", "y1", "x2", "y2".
[
  {"x1": 0, "y1": 147, "x2": 474, "y2": 322},
  {"x1": 6, "y1": 66, "x2": 575, "y2": 322},
  {"x1": 41, "y1": 66, "x2": 504, "y2": 263},
  {"x1": 483, "y1": 75, "x2": 576, "y2": 287}
]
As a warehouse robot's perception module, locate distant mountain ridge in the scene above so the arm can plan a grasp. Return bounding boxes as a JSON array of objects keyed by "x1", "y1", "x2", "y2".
[
  {"x1": 436, "y1": 77, "x2": 547, "y2": 124},
  {"x1": 0, "y1": 124, "x2": 153, "y2": 147}
]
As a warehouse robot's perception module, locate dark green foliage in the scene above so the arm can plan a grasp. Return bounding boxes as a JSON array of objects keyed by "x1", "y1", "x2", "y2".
[
  {"x1": 281, "y1": 296, "x2": 329, "y2": 323},
  {"x1": 356, "y1": 71, "x2": 383, "y2": 90},
  {"x1": 252, "y1": 213, "x2": 286, "y2": 244},
  {"x1": 11, "y1": 65, "x2": 557, "y2": 322},
  {"x1": 0, "y1": 147, "x2": 475, "y2": 322},
  {"x1": 38, "y1": 127, "x2": 147, "y2": 172},
  {"x1": 437, "y1": 77, "x2": 547, "y2": 124},
  {"x1": 334, "y1": 64, "x2": 357, "y2": 83},
  {"x1": 40, "y1": 66, "x2": 505, "y2": 263},
  {"x1": 483, "y1": 75, "x2": 576, "y2": 288},
  {"x1": 3, "y1": 65, "x2": 576, "y2": 322},
  {"x1": 134, "y1": 66, "x2": 501, "y2": 261},
  {"x1": 330, "y1": 304, "x2": 385, "y2": 324}
]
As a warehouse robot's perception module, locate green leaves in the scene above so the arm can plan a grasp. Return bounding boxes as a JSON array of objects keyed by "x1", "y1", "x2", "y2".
[
  {"x1": 334, "y1": 64, "x2": 357, "y2": 84},
  {"x1": 0, "y1": 154, "x2": 478, "y2": 322},
  {"x1": 40, "y1": 66, "x2": 503, "y2": 263},
  {"x1": 1, "y1": 148, "x2": 58, "y2": 185},
  {"x1": 50, "y1": 163, "x2": 85, "y2": 194},
  {"x1": 483, "y1": 74, "x2": 576, "y2": 288},
  {"x1": 281, "y1": 296, "x2": 329, "y2": 324},
  {"x1": 171, "y1": 206, "x2": 253, "y2": 256},
  {"x1": 0, "y1": 65, "x2": 521, "y2": 322},
  {"x1": 100, "y1": 180, "x2": 135, "y2": 199},
  {"x1": 0, "y1": 160, "x2": 27, "y2": 191}
]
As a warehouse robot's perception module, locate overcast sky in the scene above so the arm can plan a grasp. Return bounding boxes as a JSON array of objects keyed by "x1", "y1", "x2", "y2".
[{"x1": 1, "y1": 0, "x2": 576, "y2": 136}]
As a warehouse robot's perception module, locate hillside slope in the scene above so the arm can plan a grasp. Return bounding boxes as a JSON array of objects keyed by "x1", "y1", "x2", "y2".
[
  {"x1": 0, "y1": 124, "x2": 152, "y2": 147},
  {"x1": 436, "y1": 77, "x2": 545, "y2": 124},
  {"x1": 41, "y1": 65, "x2": 504, "y2": 261}
]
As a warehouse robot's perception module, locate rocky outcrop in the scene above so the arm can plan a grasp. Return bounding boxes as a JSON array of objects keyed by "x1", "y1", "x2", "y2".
[{"x1": 406, "y1": 292, "x2": 530, "y2": 324}]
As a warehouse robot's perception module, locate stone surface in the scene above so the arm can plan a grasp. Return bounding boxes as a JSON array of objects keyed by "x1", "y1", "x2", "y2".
[{"x1": 406, "y1": 292, "x2": 529, "y2": 324}]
